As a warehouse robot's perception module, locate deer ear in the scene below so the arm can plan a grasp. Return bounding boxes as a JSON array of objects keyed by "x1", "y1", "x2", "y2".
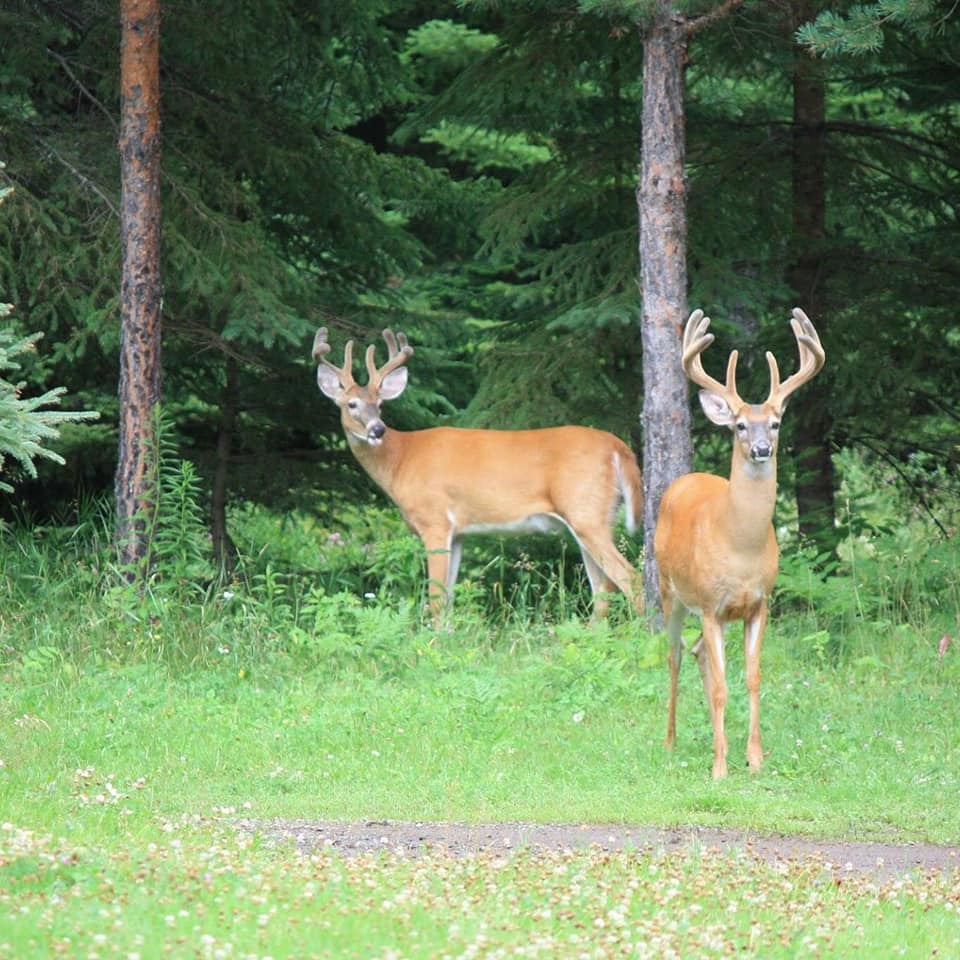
[
  {"x1": 698, "y1": 390, "x2": 735, "y2": 427},
  {"x1": 317, "y1": 365, "x2": 345, "y2": 400},
  {"x1": 378, "y1": 367, "x2": 408, "y2": 401}
]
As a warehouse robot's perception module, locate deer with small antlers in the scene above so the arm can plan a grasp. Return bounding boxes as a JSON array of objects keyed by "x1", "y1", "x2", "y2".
[
  {"x1": 655, "y1": 307, "x2": 825, "y2": 779},
  {"x1": 313, "y1": 327, "x2": 644, "y2": 625}
]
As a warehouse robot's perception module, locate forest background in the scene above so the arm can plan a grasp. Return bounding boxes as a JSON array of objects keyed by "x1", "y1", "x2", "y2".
[{"x1": 0, "y1": 0, "x2": 958, "y2": 619}]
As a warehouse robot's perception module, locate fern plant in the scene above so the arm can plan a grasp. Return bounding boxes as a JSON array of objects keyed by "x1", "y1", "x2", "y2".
[{"x1": 145, "y1": 411, "x2": 215, "y2": 590}]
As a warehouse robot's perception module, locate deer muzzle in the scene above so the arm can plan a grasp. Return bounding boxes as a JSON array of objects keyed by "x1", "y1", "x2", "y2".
[{"x1": 750, "y1": 442, "x2": 773, "y2": 462}]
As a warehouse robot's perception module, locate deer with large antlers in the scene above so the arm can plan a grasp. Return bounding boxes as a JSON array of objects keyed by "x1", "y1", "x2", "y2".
[
  {"x1": 313, "y1": 327, "x2": 644, "y2": 625},
  {"x1": 654, "y1": 307, "x2": 825, "y2": 779}
]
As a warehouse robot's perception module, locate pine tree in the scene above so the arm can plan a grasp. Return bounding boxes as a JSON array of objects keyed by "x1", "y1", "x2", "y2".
[
  {"x1": 0, "y1": 174, "x2": 98, "y2": 494},
  {"x1": 0, "y1": 317, "x2": 98, "y2": 494}
]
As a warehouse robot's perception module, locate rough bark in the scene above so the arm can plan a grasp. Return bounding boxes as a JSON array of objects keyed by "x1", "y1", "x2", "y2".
[
  {"x1": 114, "y1": 0, "x2": 163, "y2": 575},
  {"x1": 788, "y1": 1, "x2": 838, "y2": 557},
  {"x1": 638, "y1": 7, "x2": 693, "y2": 612}
]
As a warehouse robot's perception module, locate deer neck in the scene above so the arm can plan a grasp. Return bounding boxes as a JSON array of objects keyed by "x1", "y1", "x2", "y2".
[
  {"x1": 346, "y1": 428, "x2": 404, "y2": 497},
  {"x1": 723, "y1": 449, "x2": 777, "y2": 550}
]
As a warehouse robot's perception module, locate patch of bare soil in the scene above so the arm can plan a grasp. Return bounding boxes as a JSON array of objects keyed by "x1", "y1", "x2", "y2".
[{"x1": 236, "y1": 819, "x2": 960, "y2": 881}]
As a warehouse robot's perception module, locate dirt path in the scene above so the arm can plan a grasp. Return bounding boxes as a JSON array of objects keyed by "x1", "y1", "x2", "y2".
[{"x1": 237, "y1": 819, "x2": 960, "y2": 881}]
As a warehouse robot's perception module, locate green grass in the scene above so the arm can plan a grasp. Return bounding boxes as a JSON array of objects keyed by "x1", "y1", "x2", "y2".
[
  {"x1": 3, "y1": 625, "x2": 959, "y2": 840},
  {"x1": 2, "y1": 823, "x2": 957, "y2": 959},
  {"x1": 3, "y1": 623, "x2": 959, "y2": 958},
  {"x1": 0, "y1": 478, "x2": 958, "y2": 957}
]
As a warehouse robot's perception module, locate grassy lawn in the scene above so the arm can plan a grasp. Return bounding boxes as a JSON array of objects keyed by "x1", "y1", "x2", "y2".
[
  {"x1": 5, "y1": 616, "x2": 959, "y2": 839},
  {"x1": 2, "y1": 609, "x2": 959, "y2": 957}
]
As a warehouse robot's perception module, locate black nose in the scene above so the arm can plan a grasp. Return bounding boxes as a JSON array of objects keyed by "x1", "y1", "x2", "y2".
[
  {"x1": 369, "y1": 422, "x2": 386, "y2": 440},
  {"x1": 752, "y1": 443, "x2": 772, "y2": 460}
]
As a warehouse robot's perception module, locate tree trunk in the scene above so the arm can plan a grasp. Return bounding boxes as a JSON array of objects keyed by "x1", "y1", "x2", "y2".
[
  {"x1": 638, "y1": 6, "x2": 693, "y2": 611},
  {"x1": 211, "y1": 351, "x2": 239, "y2": 579},
  {"x1": 788, "y1": 0, "x2": 838, "y2": 558},
  {"x1": 115, "y1": 0, "x2": 163, "y2": 576}
]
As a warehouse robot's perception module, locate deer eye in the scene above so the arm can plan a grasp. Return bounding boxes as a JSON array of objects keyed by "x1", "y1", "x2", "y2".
[
  {"x1": 347, "y1": 399, "x2": 360, "y2": 411},
  {"x1": 770, "y1": 420, "x2": 781, "y2": 431},
  {"x1": 736, "y1": 421, "x2": 748, "y2": 433}
]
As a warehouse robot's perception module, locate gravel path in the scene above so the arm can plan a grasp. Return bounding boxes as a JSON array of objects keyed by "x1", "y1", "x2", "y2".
[{"x1": 236, "y1": 818, "x2": 960, "y2": 881}]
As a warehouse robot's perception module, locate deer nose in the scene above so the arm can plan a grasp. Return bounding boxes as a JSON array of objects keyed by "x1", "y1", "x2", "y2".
[
  {"x1": 368, "y1": 422, "x2": 386, "y2": 441},
  {"x1": 751, "y1": 442, "x2": 773, "y2": 461}
]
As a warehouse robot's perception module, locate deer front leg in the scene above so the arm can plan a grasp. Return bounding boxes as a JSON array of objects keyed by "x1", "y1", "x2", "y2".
[
  {"x1": 421, "y1": 530, "x2": 454, "y2": 627},
  {"x1": 744, "y1": 604, "x2": 767, "y2": 771},
  {"x1": 663, "y1": 597, "x2": 686, "y2": 752},
  {"x1": 693, "y1": 616, "x2": 728, "y2": 779}
]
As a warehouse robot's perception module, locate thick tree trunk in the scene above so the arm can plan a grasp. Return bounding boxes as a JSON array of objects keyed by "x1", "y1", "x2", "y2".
[
  {"x1": 211, "y1": 351, "x2": 239, "y2": 579},
  {"x1": 638, "y1": 8, "x2": 693, "y2": 611},
  {"x1": 115, "y1": 0, "x2": 163, "y2": 576},
  {"x1": 788, "y1": 1, "x2": 838, "y2": 557}
]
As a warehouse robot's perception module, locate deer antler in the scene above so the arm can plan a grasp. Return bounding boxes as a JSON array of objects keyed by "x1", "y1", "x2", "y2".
[
  {"x1": 365, "y1": 328, "x2": 414, "y2": 391},
  {"x1": 312, "y1": 327, "x2": 356, "y2": 389},
  {"x1": 765, "y1": 308, "x2": 825, "y2": 409},
  {"x1": 681, "y1": 309, "x2": 744, "y2": 410}
]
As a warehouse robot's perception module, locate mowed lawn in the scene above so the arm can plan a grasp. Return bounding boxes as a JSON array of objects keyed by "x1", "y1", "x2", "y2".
[{"x1": 3, "y1": 612, "x2": 959, "y2": 957}]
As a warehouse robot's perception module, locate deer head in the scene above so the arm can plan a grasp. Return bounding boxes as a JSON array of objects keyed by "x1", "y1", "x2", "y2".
[
  {"x1": 682, "y1": 307, "x2": 825, "y2": 470},
  {"x1": 313, "y1": 327, "x2": 414, "y2": 447}
]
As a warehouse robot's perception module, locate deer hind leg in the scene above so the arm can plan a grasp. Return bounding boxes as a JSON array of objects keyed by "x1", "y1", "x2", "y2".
[
  {"x1": 574, "y1": 531, "x2": 643, "y2": 617},
  {"x1": 578, "y1": 549, "x2": 616, "y2": 620},
  {"x1": 693, "y1": 616, "x2": 729, "y2": 779},
  {"x1": 663, "y1": 596, "x2": 687, "y2": 751},
  {"x1": 744, "y1": 604, "x2": 767, "y2": 771}
]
